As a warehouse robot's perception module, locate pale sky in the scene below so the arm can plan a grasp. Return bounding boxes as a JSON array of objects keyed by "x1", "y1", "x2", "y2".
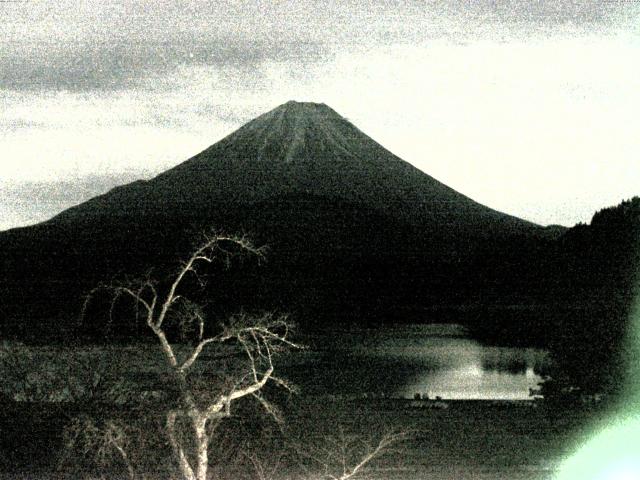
[{"x1": 1, "y1": 0, "x2": 639, "y2": 230}]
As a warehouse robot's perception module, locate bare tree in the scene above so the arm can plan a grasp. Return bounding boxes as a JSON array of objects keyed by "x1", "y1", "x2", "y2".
[
  {"x1": 237, "y1": 427, "x2": 409, "y2": 480},
  {"x1": 59, "y1": 415, "x2": 138, "y2": 480},
  {"x1": 295, "y1": 429, "x2": 409, "y2": 480},
  {"x1": 82, "y1": 233, "x2": 300, "y2": 480}
]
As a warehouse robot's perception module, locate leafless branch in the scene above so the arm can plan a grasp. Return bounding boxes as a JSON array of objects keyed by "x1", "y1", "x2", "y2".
[
  {"x1": 244, "y1": 450, "x2": 284, "y2": 480},
  {"x1": 59, "y1": 416, "x2": 139, "y2": 480},
  {"x1": 179, "y1": 335, "x2": 225, "y2": 372},
  {"x1": 155, "y1": 233, "x2": 263, "y2": 330},
  {"x1": 293, "y1": 429, "x2": 410, "y2": 480}
]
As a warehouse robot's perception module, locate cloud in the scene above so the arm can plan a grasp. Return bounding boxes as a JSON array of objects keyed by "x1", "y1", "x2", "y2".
[
  {"x1": 0, "y1": 0, "x2": 337, "y2": 92},
  {"x1": 0, "y1": 37, "x2": 329, "y2": 92},
  {"x1": 1, "y1": 0, "x2": 635, "y2": 92},
  {"x1": 0, "y1": 117, "x2": 48, "y2": 132}
]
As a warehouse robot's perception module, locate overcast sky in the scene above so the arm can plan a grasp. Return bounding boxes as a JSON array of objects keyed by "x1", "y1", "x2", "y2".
[{"x1": 1, "y1": 0, "x2": 639, "y2": 230}]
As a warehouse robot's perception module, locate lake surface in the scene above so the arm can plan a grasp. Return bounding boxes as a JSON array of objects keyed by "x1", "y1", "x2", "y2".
[{"x1": 283, "y1": 324, "x2": 549, "y2": 400}]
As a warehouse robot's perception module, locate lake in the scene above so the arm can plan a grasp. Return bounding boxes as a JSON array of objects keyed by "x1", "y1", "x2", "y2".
[
  {"x1": 0, "y1": 324, "x2": 550, "y2": 402},
  {"x1": 282, "y1": 324, "x2": 550, "y2": 400}
]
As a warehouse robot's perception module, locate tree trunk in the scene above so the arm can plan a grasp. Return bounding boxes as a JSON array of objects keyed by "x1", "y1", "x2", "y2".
[
  {"x1": 194, "y1": 415, "x2": 209, "y2": 480},
  {"x1": 166, "y1": 411, "x2": 197, "y2": 480}
]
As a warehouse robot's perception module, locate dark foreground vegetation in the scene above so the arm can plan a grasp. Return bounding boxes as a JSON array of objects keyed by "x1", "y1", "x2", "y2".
[{"x1": 0, "y1": 396, "x2": 612, "y2": 479}]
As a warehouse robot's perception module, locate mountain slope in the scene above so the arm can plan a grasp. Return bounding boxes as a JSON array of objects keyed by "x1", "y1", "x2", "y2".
[{"x1": 50, "y1": 101, "x2": 536, "y2": 236}]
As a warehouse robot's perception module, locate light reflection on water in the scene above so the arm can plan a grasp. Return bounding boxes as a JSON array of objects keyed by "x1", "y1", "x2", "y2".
[
  {"x1": 287, "y1": 324, "x2": 549, "y2": 400},
  {"x1": 390, "y1": 336, "x2": 548, "y2": 400}
]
